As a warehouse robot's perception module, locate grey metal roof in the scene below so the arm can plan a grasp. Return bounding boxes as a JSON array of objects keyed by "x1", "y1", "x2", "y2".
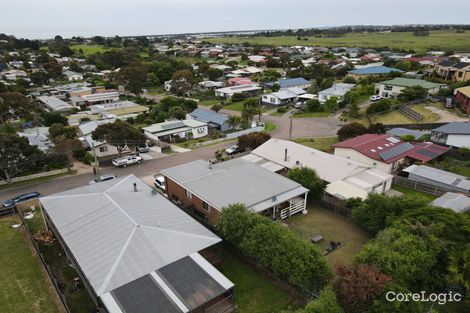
[
  {"x1": 190, "y1": 108, "x2": 229, "y2": 126},
  {"x1": 433, "y1": 122, "x2": 470, "y2": 135},
  {"x1": 386, "y1": 127, "x2": 429, "y2": 139},
  {"x1": 40, "y1": 175, "x2": 220, "y2": 296},
  {"x1": 161, "y1": 159, "x2": 308, "y2": 212},
  {"x1": 403, "y1": 165, "x2": 470, "y2": 191},
  {"x1": 431, "y1": 192, "x2": 470, "y2": 213}
]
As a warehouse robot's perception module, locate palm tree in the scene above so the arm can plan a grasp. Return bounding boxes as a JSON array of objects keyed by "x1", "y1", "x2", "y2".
[{"x1": 227, "y1": 115, "x2": 242, "y2": 130}]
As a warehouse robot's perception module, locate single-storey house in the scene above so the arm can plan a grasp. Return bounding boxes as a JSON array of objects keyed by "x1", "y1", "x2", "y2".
[
  {"x1": 78, "y1": 119, "x2": 120, "y2": 158},
  {"x1": 37, "y1": 96, "x2": 74, "y2": 112},
  {"x1": 318, "y1": 83, "x2": 355, "y2": 103},
  {"x1": 230, "y1": 66, "x2": 263, "y2": 76},
  {"x1": 260, "y1": 87, "x2": 306, "y2": 106},
  {"x1": 430, "y1": 61, "x2": 470, "y2": 82},
  {"x1": 143, "y1": 119, "x2": 208, "y2": 142},
  {"x1": 63, "y1": 70, "x2": 84, "y2": 81},
  {"x1": 347, "y1": 66, "x2": 403, "y2": 79},
  {"x1": 90, "y1": 100, "x2": 149, "y2": 120},
  {"x1": 161, "y1": 158, "x2": 309, "y2": 224},
  {"x1": 39, "y1": 175, "x2": 235, "y2": 313},
  {"x1": 17, "y1": 127, "x2": 52, "y2": 152},
  {"x1": 265, "y1": 78, "x2": 311, "y2": 90},
  {"x1": 227, "y1": 77, "x2": 254, "y2": 86},
  {"x1": 403, "y1": 165, "x2": 470, "y2": 194},
  {"x1": 189, "y1": 108, "x2": 231, "y2": 132},
  {"x1": 431, "y1": 192, "x2": 470, "y2": 213},
  {"x1": 198, "y1": 80, "x2": 225, "y2": 90},
  {"x1": 431, "y1": 122, "x2": 470, "y2": 148},
  {"x1": 333, "y1": 134, "x2": 449, "y2": 174},
  {"x1": 245, "y1": 139, "x2": 393, "y2": 200},
  {"x1": 214, "y1": 84, "x2": 262, "y2": 98},
  {"x1": 374, "y1": 78, "x2": 446, "y2": 99},
  {"x1": 454, "y1": 86, "x2": 470, "y2": 114}
]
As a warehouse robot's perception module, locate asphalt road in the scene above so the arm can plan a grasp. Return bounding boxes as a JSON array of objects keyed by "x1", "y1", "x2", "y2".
[{"x1": 0, "y1": 113, "x2": 343, "y2": 202}]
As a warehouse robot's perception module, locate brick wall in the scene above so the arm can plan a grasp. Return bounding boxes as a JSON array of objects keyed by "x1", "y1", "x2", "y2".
[
  {"x1": 165, "y1": 177, "x2": 221, "y2": 225},
  {"x1": 456, "y1": 91, "x2": 470, "y2": 114}
]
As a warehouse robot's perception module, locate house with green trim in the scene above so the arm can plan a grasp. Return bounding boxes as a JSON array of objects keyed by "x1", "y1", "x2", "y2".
[{"x1": 374, "y1": 78, "x2": 446, "y2": 99}]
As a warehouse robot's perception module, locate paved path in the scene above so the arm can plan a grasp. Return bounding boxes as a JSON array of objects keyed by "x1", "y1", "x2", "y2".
[{"x1": 424, "y1": 106, "x2": 468, "y2": 123}]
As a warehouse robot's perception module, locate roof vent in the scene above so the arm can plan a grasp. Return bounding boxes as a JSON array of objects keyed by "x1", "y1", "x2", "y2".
[
  {"x1": 272, "y1": 195, "x2": 277, "y2": 202},
  {"x1": 133, "y1": 183, "x2": 137, "y2": 192}
]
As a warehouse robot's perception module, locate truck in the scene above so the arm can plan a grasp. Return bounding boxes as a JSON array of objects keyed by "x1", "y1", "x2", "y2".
[{"x1": 112, "y1": 155, "x2": 143, "y2": 168}]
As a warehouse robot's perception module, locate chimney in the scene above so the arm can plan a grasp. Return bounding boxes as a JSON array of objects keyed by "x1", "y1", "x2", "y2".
[
  {"x1": 133, "y1": 183, "x2": 137, "y2": 192},
  {"x1": 284, "y1": 148, "x2": 288, "y2": 162}
]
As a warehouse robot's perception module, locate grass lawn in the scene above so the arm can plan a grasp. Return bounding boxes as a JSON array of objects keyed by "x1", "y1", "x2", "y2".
[
  {"x1": 198, "y1": 99, "x2": 222, "y2": 107},
  {"x1": 221, "y1": 247, "x2": 298, "y2": 313},
  {"x1": 293, "y1": 111, "x2": 331, "y2": 118},
  {"x1": 0, "y1": 170, "x2": 76, "y2": 191},
  {"x1": 0, "y1": 217, "x2": 62, "y2": 313},
  {"x1": 293, "y1": 136, "x2": 338, "y2": 152},
  {"x1": 270, "y1": 111, "x2": 286, "y2": 117},
  {"x1": 206, "y1": 30, "x2": 470, "y2": 52},
  {"x1": 70, "y1": 44, "x2": 114, "y2": 56},
  {"x1": 223, "y1": 101, "x2": 245, "y2": 111},
  {"x1": 24, "y1": 213, "x2": 96, "y2": 313},
  {"x1": 285, "y1": 206, "x2": 371, "y2": 267},
  {"x1": 433, "y1": 159, "x2": 470, "y2": 177},
  {"x1": 264, "y1": 121, "x2": 278, "y2": 132},
  {"x1": 354, "y1": 104, "x2": 440, "y2": 125},
  {"x1": 392, "y1": 185, "x2": 438, "y2": 202}
]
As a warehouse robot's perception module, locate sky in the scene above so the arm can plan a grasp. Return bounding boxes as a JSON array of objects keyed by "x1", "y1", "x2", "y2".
[{"x1": 2, "y1": 0, "x2": 469, "y2": 39}]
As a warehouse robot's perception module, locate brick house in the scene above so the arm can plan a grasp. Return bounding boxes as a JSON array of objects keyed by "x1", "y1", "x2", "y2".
[{"x1": 161, "y1": 158, "x2": 309, "y2": 225}]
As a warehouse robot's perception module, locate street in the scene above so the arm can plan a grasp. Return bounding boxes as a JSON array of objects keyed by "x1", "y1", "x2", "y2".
[{"x1": 0, "y1": 113, "x2": 343, "y2": 202}]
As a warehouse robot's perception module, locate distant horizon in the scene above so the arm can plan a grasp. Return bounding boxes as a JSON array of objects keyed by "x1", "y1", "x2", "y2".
[
  {"x1": 4, "y1": 24, "x2": 470, "y2": 41},
  {"x1": 2, "y1": 0, "x2": 469, "y2": 40}
]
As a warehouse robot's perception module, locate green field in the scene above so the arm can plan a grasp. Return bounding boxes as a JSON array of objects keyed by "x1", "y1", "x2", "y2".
[
  {"x1": 221, "y1": 248, "x2": 298, "y2": 313},
  {"x1": 70, "y1": 44, "x2": 115, "y2": 56},
  {"x1": 206, "y1": 30, "x2": 470, "y2": 52},
  {"x1": 0, "y1": 217, "x2": 62, "y2": 313}
]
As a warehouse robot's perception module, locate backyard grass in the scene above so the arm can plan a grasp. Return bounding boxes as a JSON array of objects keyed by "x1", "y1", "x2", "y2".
[
  {"x1": 221, "y1": 247, "x2": 298, "y2": 313},
  {"x1": 0, "y1": 217, "x2": 62, "y2": 313},
  {"x1": 70, "y1": 44, "x2": 114, "y2": 56},
  {"x1": 293, "y1": 111, "x2": 331, "y2": 118},
  {"x1": 264, "y1": 121, "x2": 278, "y2": 132},
  {"x1": 392, "y1": 185, "x2": 438, "y2": 202},
  {"x1": 24, "y1": 213, "x2": 96, "y2": 313},
  {"x1": 293, "y1": 136, "x2": 338, "y2": 152},
  {"x1": 206, "y1": 30, "x2": 470, "y2": 52},
  {"x1": 285, "y1": 206, "x2": 371, "y2": 267}
]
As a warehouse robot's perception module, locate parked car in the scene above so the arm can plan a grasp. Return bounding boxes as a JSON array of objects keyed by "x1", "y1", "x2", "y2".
[
  {"x1": 225, "y1": 145, "x2": 242, "y2": 155},
  {"x1": 293, "y1": 101, "x2": 303, "y2": 109},
  {"x1": 136, "y1": 143, "x2": 150, "y2": 153},
  {"x1": 88, "y1": 174, "x2": 118, "y2": 185},
  {"x1": 112, "y1": 155, "x2": 143, "y2": 167},
  {"x1": 445, "y1": 98, "x2": 454, "y2": 108},
  {"x1": 2, "y1": 191, "x2": 42, "y2": 207},
  {"x1": 154, "y1": 175, "x2": 166, "y2": 191},
  {"x1": 370, "y1": 95, "x2": 382, "y2": 101}
]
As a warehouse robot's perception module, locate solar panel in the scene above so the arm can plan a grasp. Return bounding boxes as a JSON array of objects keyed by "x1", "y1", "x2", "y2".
[
  {"x1": 161, "y1": 121, "x2": 186, "y2": 130},
  {"x1": 379, "y1": 142, "x2": 414, "y2": 161},
  {"x1": 111, "y1": 274, "x2": 181, "y2": 313},
  {"x1": 157, "y1": 256, "x2": 226, "y2": 310},
  {"x1": 415, "y1": 149, "x2": 439, "y2": 158}
]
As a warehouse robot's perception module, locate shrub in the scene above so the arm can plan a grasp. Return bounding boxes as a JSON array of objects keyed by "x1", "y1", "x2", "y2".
[
  {"x1": 237, "y1": 131, "x2": 271, "y2": 150},
  {"x1": 277, "y1": 106, "x2": 287, "y2": 113},
  {"x1": 288, "y1": 167, "x2": 325, "y2": 199},
  {"x1": 366, "y1": 99, "x2": 392, "y2": 116},
  {"x1": 337, "y1": 123, "x2": 368, "y2": 141},
  {"x1": 217, "y1": 204, "x2": 331, "y2": 294}
]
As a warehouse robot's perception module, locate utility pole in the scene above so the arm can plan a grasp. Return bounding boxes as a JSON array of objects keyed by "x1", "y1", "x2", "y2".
[
  {"x1": 91, "y1": 142, "x2": 101, "y2": 178},
  {"x1": 288, "y1": 111, "x2": 294, "y2": 140}
]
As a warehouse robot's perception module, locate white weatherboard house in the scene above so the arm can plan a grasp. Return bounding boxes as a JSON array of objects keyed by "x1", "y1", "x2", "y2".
[
  {"x1": 214, "y1": 84, "x2": 262, "y2": 98},
  {"x1": 431, "y1": 122, "x2": 470, "y2": 149},
  {"x1": 40, "y1": 175, "x2": 235, "y2": 313},
  {"x1": 143, "y1": 119, "x2": 208, "y2": 142},
  {"x1": 245, "y1": 139, "x2": 393, "y2": 200},
  {"x1": 261, "y1": 87, "x2": 306, "y2": 106},
  {"x1": 318, "y1": 83, "x2": 355, "y2": 103}
]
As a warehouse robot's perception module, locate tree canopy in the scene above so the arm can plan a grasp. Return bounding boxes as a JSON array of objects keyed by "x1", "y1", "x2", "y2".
[{"x1": 91, "y1": 120, "x2": 145, "y2": 156}]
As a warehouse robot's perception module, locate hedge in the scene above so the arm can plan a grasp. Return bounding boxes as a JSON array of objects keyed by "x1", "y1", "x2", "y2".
[{"x1": 217, "y1": 204, "x2": 331, "y2": 294}]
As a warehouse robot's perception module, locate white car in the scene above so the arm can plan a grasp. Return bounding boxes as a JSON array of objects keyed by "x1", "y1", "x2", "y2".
[
  {"x1": 154, "y1": 175, "x2": 166, "y2": 191},
  {"x1": 370, "y1": 95, "x2": 382, "y2": 102},
  {"x1": 112, "y1": 155, "x2": 143, "y2": 167},
  {"x1": 293, "y1": 101, "x2": 303, "y2": 109},
  {"x1": 225, "y1": 145, "x2": 242, "y2": 155}
]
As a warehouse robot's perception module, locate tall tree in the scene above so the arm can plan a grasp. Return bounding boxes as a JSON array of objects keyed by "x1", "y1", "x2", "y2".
[
  {"x1": 287, "y1": 167, "x2": 325, "y2": 199},
  {"x1": 91, "y1": 121, "x2": 145, "y2": 156},
  {"x1": 119, "y1": 61, "x2": 148, "y2": 95}
]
